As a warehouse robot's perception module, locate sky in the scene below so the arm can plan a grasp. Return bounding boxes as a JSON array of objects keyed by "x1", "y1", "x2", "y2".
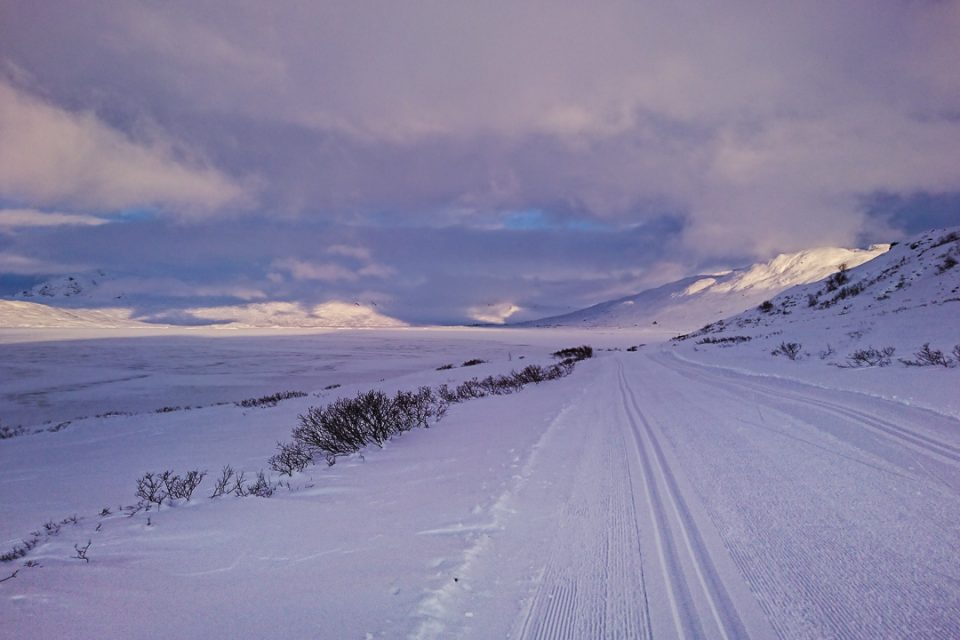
[{"x1": 1, "y1": 1, "x2": 958, "y2": 324}]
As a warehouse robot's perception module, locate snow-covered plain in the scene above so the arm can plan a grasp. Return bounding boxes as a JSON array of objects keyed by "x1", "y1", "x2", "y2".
[{"x1": 2, "y1": 229, "x2": 959, "y2": 639}]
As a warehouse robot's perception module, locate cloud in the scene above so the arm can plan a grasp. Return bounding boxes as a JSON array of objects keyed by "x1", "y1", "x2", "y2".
[
  {"x1": 271, "y1": 258, "x2": 361, "y2": 283},
  {"x1": 2, "y1": 2, "x2": 959, "y2": 321},
  {"x1": 0, "y1": 251, "x2": 86, "y2": 275},
  {"x1": 0, "y1": 80, "x2": 252, "y2": 215},
  {"x1": 0, "y1": 208, "x2": 109, "y2": 229}
]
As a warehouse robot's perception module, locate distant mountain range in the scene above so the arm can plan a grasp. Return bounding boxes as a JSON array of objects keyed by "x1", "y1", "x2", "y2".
[
  {"x1": 522, "y1": 244, "x2": 890, "y2": 332},
  {"x1": 1, "y1": 238, "x2": 935, "y2": 332},
  {"x1": 3, "y1": 272, "x2": 405, "y2": 329}
]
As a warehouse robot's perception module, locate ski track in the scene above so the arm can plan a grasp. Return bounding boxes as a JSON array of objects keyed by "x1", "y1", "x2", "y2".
[
  {"x1": 639, "y1": 352, "x2": 960, "y2": 639},
  {"x1": 617, "y1": 361, "x2": 752, "y2": 640},
  {"x1": 658, "y1": 352, "x2": 960, "y2": 481},
  {"x1": 516, "y1": 365, "x2": 651, "y2": 639}
]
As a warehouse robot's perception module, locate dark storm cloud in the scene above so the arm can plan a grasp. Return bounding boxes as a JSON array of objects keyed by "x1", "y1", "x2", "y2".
[{"x1": 1, "y1": 1, "x2": 958, "y2": 322}]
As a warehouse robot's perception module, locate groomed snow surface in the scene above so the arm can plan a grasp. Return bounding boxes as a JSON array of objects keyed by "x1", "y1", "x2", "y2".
[{"x1": 1, "y1": 322, "x2": 959, "y2": 639}]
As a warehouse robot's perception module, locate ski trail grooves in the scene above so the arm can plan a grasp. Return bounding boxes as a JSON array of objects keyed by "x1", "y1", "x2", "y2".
[
  {"x1": 661, "y1": 354, "x2": 960, "y2": 469},
  {"x1": 517, "y1": 366, "x2": 652, "y2": 639},
  {"x1": 616, "y1": 360, "x2": 751, "y2": 640}
]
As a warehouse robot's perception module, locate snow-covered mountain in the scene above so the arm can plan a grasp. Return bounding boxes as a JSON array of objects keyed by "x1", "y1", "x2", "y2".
[
  {"x1": 673, "y1": 226, "x2": 960, "y2": 376},
  {"x1": 524, "y1": 244, "x2": 890, "y2": 331},
  {"x1": 15, "y1": 270, "x2": 118, "y2": 302},
  {"x1": 3, "y1": 270, "x2": 406, "y2": 329},
  {"x1": 0, "y1": 299, "x2": 153, "y2": 328},
  {"x1": 177, "y1": 301, "x2": 407, "y2": 329}
]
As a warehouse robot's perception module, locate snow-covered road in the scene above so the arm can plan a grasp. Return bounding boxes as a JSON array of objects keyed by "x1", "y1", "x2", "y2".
[
  {"x1": 3, "y1": 344, "x2": 959, "y2": 639},
  {"x1": 434, "y1": 352, "x2": 960, "y2": 639}
]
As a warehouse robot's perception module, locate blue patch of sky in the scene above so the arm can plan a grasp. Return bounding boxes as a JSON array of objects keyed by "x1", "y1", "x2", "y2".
[
  {"x1": 501, "y1": 209, "x2": 615, "y2": 231},
  {"x1": 113, "y1": 207, "x2": 159, "y2": 222},
  {"x1": 862, "y1": 191, "x2": 960, "y2": 236}
]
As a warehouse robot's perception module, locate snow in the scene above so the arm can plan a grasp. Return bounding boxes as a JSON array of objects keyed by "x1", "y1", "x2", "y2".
[
  {"x1": 526, "y1": 243, "x2": 889, "y2": 332},
  {"x1": 0, "y1": 300, "x2": 154, "y2": 329},
  {"x1": 183, "y1": 300, "x2": 407, "y2": 328},
  {"x1": 2, "y1": 229, "x2": 959, "y2": 638}
]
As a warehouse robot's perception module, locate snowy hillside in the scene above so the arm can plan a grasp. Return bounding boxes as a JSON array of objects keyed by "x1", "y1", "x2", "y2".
[
  {"x1": 0, "y1": 300, "x2": 154, "y2": 329},
  {"x1": 181, "y1": 301, "x2": 407, "y2": 329},
  {"x1": 525, "y1": 244, "x2": 889, "y2": 331},
  {"x1": 15, "y1": 270, "x2": 118, "y2": 302},
  {"x1": 673, "y1": 227, "x2": 960, "y2": 415}
]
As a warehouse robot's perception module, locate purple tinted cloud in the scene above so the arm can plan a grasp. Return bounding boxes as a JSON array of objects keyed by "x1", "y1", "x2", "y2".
[{"x1": 1, "y1": 1, "x2": 958, "y2": 322}]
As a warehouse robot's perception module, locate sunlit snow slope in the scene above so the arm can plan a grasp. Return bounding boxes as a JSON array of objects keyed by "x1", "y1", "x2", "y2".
[{"x1": 526, "y1": 244, "x2": 889, "y2": 332}]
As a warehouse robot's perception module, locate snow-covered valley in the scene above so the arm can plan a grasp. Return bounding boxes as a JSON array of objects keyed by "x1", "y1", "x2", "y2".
[{"x1": 2, "y1": 228, "x2": 959, "y2": 639}]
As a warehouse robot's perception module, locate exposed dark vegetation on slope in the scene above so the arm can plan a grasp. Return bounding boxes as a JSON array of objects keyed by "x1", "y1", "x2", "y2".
[
  {"x1": 237, "y1": 390, "x2": 308, "y2": 408},
  {"x1": 270, "y1": 347, "x2": 592, "y2": 474}
]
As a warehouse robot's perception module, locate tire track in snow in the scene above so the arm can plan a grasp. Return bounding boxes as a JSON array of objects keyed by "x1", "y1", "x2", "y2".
[
  {"x1": 516, "y1": 367, "x2": 651, "y2": 639},
  {"x1": 616, "y1": 360, "x2": 751, "y2": 640}
]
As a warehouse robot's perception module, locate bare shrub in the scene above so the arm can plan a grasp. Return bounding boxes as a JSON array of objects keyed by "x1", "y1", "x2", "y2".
[
  {"x1": 461, "y1": 358, "x2": 486, "y2": 367},
  {"x1": 247, "y1": 471, "x2": 276, "y2": 498},
  {"x1": 269, "y1": 441, "x2": 314, "y2": 476},
  {"x1": 210, "y1": 465, "x2": 235, "y2": 498},
  {"x1": 551, "y1": 345, "x2": 593, "y2": 361},
  {"x1": 758, "y1": 300, "x2": 774, "y2": 313},
  {"x1": 136, "y1": 472, "x2": 169, "y2": 509},
  {"x1": 237, "y1": 391, "x2": 307, "y2": 408},
  {"x1": 847, "y1": 346, "x2": 895, "y2": 367},
  {"x1": 394, "y1": 386, "x2": 447, "y2": 430},
  {"x1": 230, "y1": 471, "x2": 249, "y2": 497},
  {"x1": 771, "y1": 342, "x2": 802, "y2": 360},
  {"x1": 939, "y1": 253, "x2": 958, "y2": 274},
  {"x1": 435, "y1": 364, "x2": 454, "y2": 371},
  {"x1": 819, "y1": 344, "x2": 836, "y2": 360},
  {"x1": 931, "y1": 231, "x2": 960, "y2": 248},
  {"x1": 162, "y1": 470, "x2": 206, "y2": 501},
  {"x1": 697, "y1": 336, "x2": 751, "y2": 345},
  {"x1": 0, "y1": 421, "x2": 27, "y2": 440},
  {"x1": 73, "y1": 540, "x2": 92, "y2": 563},
  {"x1": 1, "y1": 536, "x2": 39, "y2": 563},
  {"x1": 900, "y1": 343, "x2": 954, "y2": 367},
  {"x1": 824, "y1": 263, "x2": 849, "y2": 292}
]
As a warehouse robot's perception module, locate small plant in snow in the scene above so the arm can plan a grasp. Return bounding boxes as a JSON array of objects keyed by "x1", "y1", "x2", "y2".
[
  {"x1": 231, "y1": 471, "x2": 249, "y2": 497},
  {"x1": 551, "y1": 345, "x2": 594, "y2": 362},
  {"x1": 900, "y1": 343, "x2": 954, "y2": 367},
  {"x1": 0, "y1": 420, "x2": 27, "y2": 440},
  {"x1": 824, "y1": 263, "x2": 849, "y2": 292},
  {"x1": 210, "y1": 465, "x2": 235, "y2": 498},
  {"x1": 461, "y1": 358, "x2": 486, "y2": 367},
  {"x1": 237, "y1": 390, "x2": 307, "y2": 408},
  {"x1": 771, "y1": 342, "x2": 802, "y2": 360},
  {"x1": 436, "y1": 363, "x2": 454, "y2": 371},
  {"x1": 758, "y1": 300, "x2": 774, "y2": 313},
  {"x1": 247, "y1": 471, "x2": 276, "y2": 497},
  {"x1": 938, "y1": 253, "x2": 958, "y2": 274},
  {"x1": 161, "y1": 470, "x2": 207, "y2": 501},
  {"x1": 1, "y1": 536, "x2": 39, "y2": 563},
  {"x1": 846, "y1": 346, "x2": 895, "y2": 367},
  {"x1": 73, "y1": 540, "x2": 92, "y2": 563},
  {"x1": 819, "y1": 344, "x2": 836, "y2": 360},
  {"x1": 269, "y1": 440, "x2": 314, "y2": 476},
  {"x1": 136, "y1": 472, "x2": 170, "y2": 509}
]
